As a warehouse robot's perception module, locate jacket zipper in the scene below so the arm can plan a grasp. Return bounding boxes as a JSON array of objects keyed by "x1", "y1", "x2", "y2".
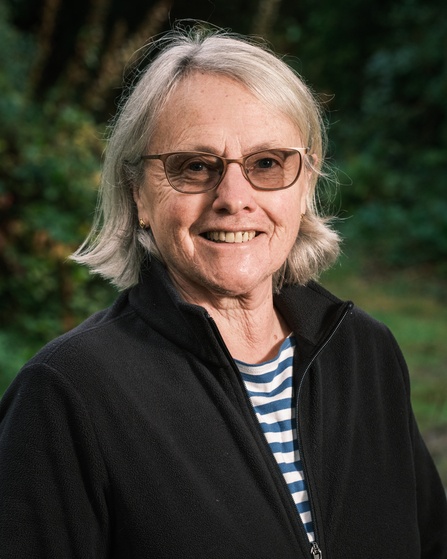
[
  {"x1": 205, "y1": 301, "x2": 353, "y2": 558},
  {"x1": 295, "y1": 300, "x2": 354, "y2": 557},
  {"x1": 310, "y1": 542, "x2": 323, "y2": 558}
]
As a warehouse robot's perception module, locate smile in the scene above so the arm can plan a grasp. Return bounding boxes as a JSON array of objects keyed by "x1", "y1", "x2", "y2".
[{"x1": 205, "y1": 231, "x2": 257, "y2": 243}]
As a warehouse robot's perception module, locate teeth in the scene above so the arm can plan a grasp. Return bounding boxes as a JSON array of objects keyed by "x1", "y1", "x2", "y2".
[{"x1": 206, "y1": 231, "x2": 256, "y2": 243}]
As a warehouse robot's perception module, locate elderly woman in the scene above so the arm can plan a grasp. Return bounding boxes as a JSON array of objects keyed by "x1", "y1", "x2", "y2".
[{"x1": 0, "y1": 29, "x2": 446, "y2": 559}]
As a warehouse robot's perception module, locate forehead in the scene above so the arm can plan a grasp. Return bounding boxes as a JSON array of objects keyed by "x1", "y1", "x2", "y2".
[{"x1": 150, "y1": 73, "x2": 301, "y2": 153}]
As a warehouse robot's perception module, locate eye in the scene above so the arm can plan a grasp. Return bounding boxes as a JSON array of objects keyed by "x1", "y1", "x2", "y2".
[
  {"x1": 180, "y1": 155, "x2": 220, "y2": 174},
  {"x1": 165, "y1": 152, "x2": 223, "y2": 187},
  {"x1": 249, "y1": 154, "x2": 283, "y2": 172},
  {"x1": 188, "y1": 161, "x2": 206, "y2": 172},
  {"x1": 257, "y1": 158, "x2": 276, "y2": 169}
]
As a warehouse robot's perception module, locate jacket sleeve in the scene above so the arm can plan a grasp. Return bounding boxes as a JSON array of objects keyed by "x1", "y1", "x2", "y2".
[
  {"x1": 390, "y1": 333, "x2": 447, "y2": 557},
  {"x1": 0, "y1": 363, "x2": 110, "y2": 558},
  {"x1": 412, "y1": 414, "x2": 447, "y2": 558}
]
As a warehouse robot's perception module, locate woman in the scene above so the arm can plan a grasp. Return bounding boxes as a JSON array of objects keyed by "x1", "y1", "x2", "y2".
[{"x1": 0, "y1": 28, "x2": 446, "y2": 558}]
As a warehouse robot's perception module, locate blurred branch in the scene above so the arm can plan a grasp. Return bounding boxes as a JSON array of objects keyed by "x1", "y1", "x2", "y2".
[
  {"x1": 251, "y1": 0, "x2": 282, "y2": 37},
  {"x1": 84, "y1": 0, "x2": 171, "y2": 110},
  {"x1": 64, "y1": 0, "x2": 112, "y2": 90},
  {"x1": 28, "y1": 0, "x2": 62, "y2": 92}
]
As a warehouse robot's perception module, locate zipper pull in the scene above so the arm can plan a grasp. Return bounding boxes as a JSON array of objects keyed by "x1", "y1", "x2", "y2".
[{"x1": 310, "y1": 542, "x2": 322, "y2": 559}]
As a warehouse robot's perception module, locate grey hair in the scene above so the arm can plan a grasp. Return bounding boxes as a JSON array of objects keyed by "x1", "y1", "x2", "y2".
[{"x1": 71, "y1": 25, "x2": 340, "y2": 292}]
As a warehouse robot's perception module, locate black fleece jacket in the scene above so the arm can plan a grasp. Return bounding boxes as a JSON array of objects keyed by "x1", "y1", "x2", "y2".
[{"x1": 0, "y1": 259, "x2": 446, "y2": 558}]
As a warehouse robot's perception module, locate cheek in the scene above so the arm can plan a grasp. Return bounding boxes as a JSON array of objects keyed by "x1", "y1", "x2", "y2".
[
  {"x1": 147, "y1": 192, "x2": 204, "y2": 251},
  {"x1": 274, "y1": 190, "x2": 303, "y2": 231}
]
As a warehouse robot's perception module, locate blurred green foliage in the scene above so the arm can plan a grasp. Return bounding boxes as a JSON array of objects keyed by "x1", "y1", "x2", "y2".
[
  {"x1": 1, "y1": 0, "x2": 447, "y2": 392},
  {"x1": 273, "y1": 0, "x2": 447, "y2": 271},
  {"x1": 334, "y1": 1, "x2": 447, "y2": 271},
  {"x1": 0, "y1": 5, "x2": 116, "y2": 390}
]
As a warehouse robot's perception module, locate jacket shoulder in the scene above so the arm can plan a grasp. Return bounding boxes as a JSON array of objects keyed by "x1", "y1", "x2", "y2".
[
  {"x1": 25, "y1": 290, "x2": 135, "y2": 370},
  {"x1": 309, "y1": 280, "x2": 393, "y2": 334}
]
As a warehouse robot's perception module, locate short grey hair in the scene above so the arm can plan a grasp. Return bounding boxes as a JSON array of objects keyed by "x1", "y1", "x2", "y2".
[{"x1": 71, "y1": 26, "x2": 340, "y2": 292}]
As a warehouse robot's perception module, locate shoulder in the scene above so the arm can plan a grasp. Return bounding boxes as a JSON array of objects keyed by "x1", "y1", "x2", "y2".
[
  {"x1": 308, "y1": 280, "x2": 396, "y2": 339},
  {"x1": 1, "y1": 289, "x2": 150, "y2": 438},
  {"x1": 8, "y1": 290, "x2": 142, "y2": 398},
  {"x1": 309, "y1": 281, "x2": 411, "y2": 389},
  {"x1": 289, "y1": 281, "x2": 409, "y2": 384},
  {"x1": 27, "y1": 291, "x2": 133, "y2": 364},
  {"x1": 277, "y1": 279, "x2": 396, "y2": 353}
]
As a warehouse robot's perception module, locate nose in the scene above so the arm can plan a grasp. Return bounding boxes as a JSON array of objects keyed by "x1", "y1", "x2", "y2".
[{"x1": 211, "y1": 161, "x2": 256, "y2": 215}]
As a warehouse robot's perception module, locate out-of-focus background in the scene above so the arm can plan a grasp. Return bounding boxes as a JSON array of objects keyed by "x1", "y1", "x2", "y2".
[{"x1": 1, "y1": 0, "x2": 446, "y2": 483}]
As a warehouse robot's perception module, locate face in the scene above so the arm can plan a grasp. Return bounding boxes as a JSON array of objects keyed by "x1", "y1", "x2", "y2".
[{"x1": 133, "y1": 73, "x2": 309, "y2": 302}]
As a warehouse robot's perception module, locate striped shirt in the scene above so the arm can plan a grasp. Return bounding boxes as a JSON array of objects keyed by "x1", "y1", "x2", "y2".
[{"x1": 236, "y1": 335, "x2": 315, "y2": 542}]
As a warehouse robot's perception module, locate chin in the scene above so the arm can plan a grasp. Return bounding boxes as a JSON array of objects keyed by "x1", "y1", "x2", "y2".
[{"x1": 196, "y1": 270, "x2": 273, "y2": 298}]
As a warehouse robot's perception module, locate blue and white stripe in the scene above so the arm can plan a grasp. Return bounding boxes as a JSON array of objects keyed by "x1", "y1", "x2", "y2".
[{"x1": 236, "y1": 335, "x2": 314, "y2": 542}]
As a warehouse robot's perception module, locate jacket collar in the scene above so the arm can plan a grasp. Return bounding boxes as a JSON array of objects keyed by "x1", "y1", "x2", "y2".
[
  {"x1": 129, "y1": 258, "x2": 351, "y2": 365},
  {"x1": 274, "y1": 282, "x2": 352, "y2": 360}
]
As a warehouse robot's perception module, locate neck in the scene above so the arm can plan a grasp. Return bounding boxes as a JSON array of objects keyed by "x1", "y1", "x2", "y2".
[{"x1": 170, "y1": 273, "x2": 291, "y2": 364}]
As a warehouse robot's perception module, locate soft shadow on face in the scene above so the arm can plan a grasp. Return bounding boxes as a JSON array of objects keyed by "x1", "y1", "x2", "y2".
[{"x1": 133, "y1": 73, "x2": 309, "y2": 303}]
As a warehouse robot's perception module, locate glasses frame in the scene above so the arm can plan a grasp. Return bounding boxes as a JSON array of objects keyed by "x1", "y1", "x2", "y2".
[{"x1": 140, "y1": 147, "x2": 309, "y2": 194}]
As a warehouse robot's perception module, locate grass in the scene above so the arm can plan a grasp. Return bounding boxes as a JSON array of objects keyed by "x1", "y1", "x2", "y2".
[{"x1": 320, "y1": 255, "x2": 447, "y2": 487}]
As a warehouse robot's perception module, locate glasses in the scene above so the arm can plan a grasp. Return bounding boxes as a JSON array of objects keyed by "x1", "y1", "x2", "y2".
[{"x1": 140, "y1": 147, "x2": 309, "y2": 194}]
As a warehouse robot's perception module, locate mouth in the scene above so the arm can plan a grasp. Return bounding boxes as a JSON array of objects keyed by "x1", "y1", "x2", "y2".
[{"x1": 203, "y1": 230, "x2": 258, "y2": 243}]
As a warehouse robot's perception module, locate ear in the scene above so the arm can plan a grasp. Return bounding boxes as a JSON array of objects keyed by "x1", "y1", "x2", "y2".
[
  {"x1": 132, "y1": 185, "x2": 141, "y2": 205},
  {"x1": 306, "y1": 152, "x2": 318, "y2": 178},
  {"x1": 132, "y1": 184, "x2": 146, "y2": 215},
  {"x1": 132, "y1": 185, "x2": 149, "y2": 227}
]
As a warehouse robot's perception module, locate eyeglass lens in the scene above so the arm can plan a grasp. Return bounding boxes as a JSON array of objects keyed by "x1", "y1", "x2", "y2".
[{"x1": 164, "y1": 149, "x2": 302, "y2": 193}]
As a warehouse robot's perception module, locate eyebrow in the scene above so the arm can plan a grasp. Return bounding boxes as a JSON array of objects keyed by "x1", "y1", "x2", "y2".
[{"x1": 175, "y1": 142, "x2": 286, "y2": 156}]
